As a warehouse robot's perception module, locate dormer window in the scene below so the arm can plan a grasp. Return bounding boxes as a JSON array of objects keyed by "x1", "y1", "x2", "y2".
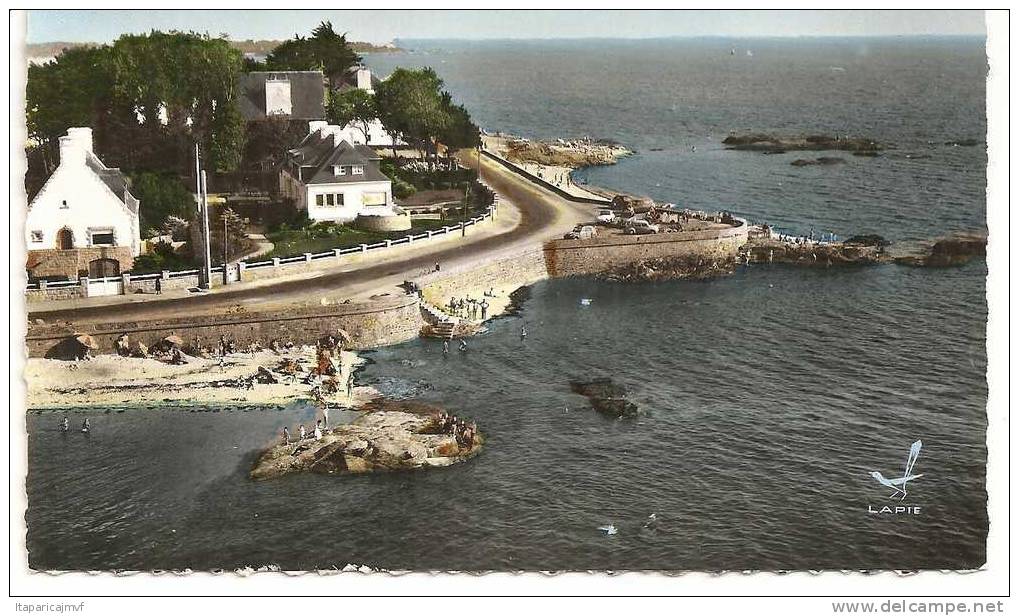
[
  {"x1": 351, "y1": 165, "x2": 364, "y2": 176},
  {"x1": 333, "y1": 165, "x2": 346, "y2": 176}
]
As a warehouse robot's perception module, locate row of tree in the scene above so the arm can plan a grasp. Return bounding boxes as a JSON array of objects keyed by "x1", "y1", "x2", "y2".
[{"x1": 27, "y1": 31, "x2": 245, "y2": 177}]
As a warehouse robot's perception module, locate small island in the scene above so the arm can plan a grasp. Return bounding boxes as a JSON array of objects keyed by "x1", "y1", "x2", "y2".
[{"x1": 250, "y1": 405, "x2": 483, "y2": 480}]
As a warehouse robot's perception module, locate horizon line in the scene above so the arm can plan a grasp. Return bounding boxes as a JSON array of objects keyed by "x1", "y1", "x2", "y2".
[{"x1": 25, "y1": 32, "x2": 986, "y2": 45}]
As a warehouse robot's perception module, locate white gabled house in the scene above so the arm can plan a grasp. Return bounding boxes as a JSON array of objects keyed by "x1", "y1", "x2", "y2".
[
  {"x1": 279, "y1": 122, "x2": 398, "y2": 224},
  {"x1": 25, "y1": 127, "x2": 142, "y2": 280}
]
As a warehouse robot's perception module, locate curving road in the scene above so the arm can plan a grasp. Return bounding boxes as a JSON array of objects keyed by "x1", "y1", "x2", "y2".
[{"x1": 30, "y1": 154, "x2": 594, "y2": 324}]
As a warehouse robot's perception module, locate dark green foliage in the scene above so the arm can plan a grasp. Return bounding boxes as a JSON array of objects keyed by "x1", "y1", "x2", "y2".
[
  {"x1": 130, "y1": 240, "x2": 196, "y2": 274},
  {"x1": 26, "y1": 31, "x2": 246, "y2": 177},
  {"x1": 130, "y1": 172, "x2": 196, "y2": 236},
  {"x1": 326, "y1": 88, "x2": 376, "y2": 142},
  {"x1": 374, "y1": 68, "x2": 449, "y2": 161},
  {"x1": 265, "y1": 21, "x2": 360, "y2": 86}
]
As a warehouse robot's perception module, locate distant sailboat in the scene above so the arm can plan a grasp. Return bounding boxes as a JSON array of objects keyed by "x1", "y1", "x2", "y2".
[
  {"x1": 746, "y1": 49, "x2": 754, "y2": 57},
  {"x1": 730, "y1": 47, "x2": 736, "y2": 56}
]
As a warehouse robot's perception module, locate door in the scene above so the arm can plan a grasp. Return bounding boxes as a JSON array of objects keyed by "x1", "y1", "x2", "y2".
[
  {"x1": 88, "y1": 258, "x2": 120, "y2": 278},
  {"x1": 57, "y1": 228, "x2": 73, "y2": 250}
]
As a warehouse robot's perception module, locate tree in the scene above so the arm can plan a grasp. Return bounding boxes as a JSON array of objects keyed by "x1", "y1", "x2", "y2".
[
  {"x1": 26, "y1": 45, "x2": 113, "y2": 173},
  {"x1": 26, "y1": 31, "x2": 247, "y2": 177},
  {"x1": 326, "y1": 88, "x2": 376, "y2": 142},
  {"x1": 439, "y1": 95, "x2": 481, "y2": 150},
  {"x1": 130, "y1": 172, "x2": 196, "y2": 236},
  {"x1": 374, "y1": 68, "x2": 450, "y2": 165},
  {"x1": 266, "y1": 21, "x2": 361, "y2": 87},
  {"x1": 244, "y1": 115, "x2": 307, "y2": 171}
]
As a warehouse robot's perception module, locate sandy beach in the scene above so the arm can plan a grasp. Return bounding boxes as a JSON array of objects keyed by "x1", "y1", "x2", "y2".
[{"x1": 25, "y1": 347, "x2": 374, "y2": 410}]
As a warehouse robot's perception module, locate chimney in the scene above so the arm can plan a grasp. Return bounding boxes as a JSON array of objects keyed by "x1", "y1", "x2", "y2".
[
  {"x1": 308, "y1": 120, "x2": 328, "y2": 136},
  {"x1": 264, "y1": 76, "x2": 293, "y2": 116},
  {"x1": 66, "y1": 127, "x2": 94, "y2": 153},
  {"x1": 58, "y1": 135, "x2": 86, "y2": 167},
  {"x1": 355, "y1": 66, "x2": 373, "y2": 91}
]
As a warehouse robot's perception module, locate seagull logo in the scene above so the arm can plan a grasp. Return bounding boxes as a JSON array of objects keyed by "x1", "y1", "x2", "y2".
[{"x1": 870, "y1": 440, "x2": 923, "y2": 500}]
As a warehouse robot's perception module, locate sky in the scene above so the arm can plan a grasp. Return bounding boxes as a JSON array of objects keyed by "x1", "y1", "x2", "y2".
[{"x1": 26, "y1": 9, "x2": 986, "y2": 44}]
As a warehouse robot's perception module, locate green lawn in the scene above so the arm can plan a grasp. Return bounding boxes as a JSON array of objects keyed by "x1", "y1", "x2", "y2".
[{"x1": 262, "y1": 217, "x2": 471, "y2": 260}]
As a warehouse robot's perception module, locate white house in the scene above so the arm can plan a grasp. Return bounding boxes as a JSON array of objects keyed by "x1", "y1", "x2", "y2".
[
  {"x1": 25, "y1": 127, "x2": 142, "y2": 280},
  {"x1": 279, "y1": 122, "x2": 399, "y2": 224}
]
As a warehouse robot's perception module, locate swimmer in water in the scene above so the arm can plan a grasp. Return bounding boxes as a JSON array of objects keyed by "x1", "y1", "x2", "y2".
[
  {"x1": 81, "y1": 418, "x2": 90, "y2": 433},
  {"x1": 59, "y1": 417, "x2": 69, "y2": 432},
  {"x1": 520, "y1": 325, "x2": 527, "y2": 339}
]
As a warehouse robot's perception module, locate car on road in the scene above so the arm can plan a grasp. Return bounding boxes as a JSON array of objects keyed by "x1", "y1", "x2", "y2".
[
  {"x1": 596, "y1": 209, "x2": 616, "y2": 224},
  {"x1": 564, "y1": 224, "x2": 598, "y2": 240},
  {"x1": 623, "y1": 219, "x2": 660, "y2": 235}
]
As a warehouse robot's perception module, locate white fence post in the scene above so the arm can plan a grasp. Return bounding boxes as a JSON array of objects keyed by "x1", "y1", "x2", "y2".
[{"x1": 333, "y1": 248, "x2": 342, "y2": 260}]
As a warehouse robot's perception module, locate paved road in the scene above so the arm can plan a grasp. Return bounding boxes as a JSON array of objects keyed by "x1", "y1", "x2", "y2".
[{"x1": 30, "y1": 156, "x2": 593, "y2": 324}]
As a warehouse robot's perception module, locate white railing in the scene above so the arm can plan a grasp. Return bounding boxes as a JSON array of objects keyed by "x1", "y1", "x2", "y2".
[{"x1": 28, "y1": 202, "x2": 499, "y2": 300}]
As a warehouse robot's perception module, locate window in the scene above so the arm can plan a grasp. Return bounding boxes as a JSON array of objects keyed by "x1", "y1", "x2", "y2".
[
  {"x1": 351, "y1": 165, "x2": 364, "y2": 175},
  {"x1": 325, "y1": 194, "x2": 335, "y2": 206},
  {"x1": 316, "y1": 194, "x2": 325, "y2": 206},
  {"x1": 90, "y1": 229, "x2": 115, "y2": 246},
  {"x1": 60, "y1": 200, "x2": 69, "y2": 209},
  {"x1": 30, "y1": 230, "x2": 43, "y2": 243},
  {"x1": 335, "y1": 193, "x2": 344, "y2": 206},
  {"x1": 334, "y1": 165, "x2": 346, "y2": 176},
  {"x1": 363, "y1": 192, "x2": 387, "y2": 206}
]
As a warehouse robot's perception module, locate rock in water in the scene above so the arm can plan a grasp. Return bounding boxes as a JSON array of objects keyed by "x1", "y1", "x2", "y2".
[{"x1": 570, "y1": 378, "x2": 639, "y2": 418}]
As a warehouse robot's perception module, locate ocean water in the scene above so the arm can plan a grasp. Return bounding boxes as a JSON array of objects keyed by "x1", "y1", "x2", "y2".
[{"x1": 25, "y1": 38, "x2": 988, "y2": 571}]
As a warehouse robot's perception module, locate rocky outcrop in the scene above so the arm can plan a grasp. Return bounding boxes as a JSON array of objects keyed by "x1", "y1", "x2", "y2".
[
  {"x1": 893, "y1": 234, "x2": 987, "y2": 267},
  {"x1": 503, "y1": 138, "x2": 632, "y2": 168},
  {"x1": 570, "y1": 378, "x2": 638, "y2": 418},
  {"x1": 745, "y1": 239, "x2": 884, "y2": 266},
  {"x1": 723, "y1": 133, "x2": 883, "y2": 153},
  {"x1": 603, "y1": 255, "x2": 737, "y2": 282},
  {"x1": 250, "y1": 410, "x2": 483, "y2": 481}
]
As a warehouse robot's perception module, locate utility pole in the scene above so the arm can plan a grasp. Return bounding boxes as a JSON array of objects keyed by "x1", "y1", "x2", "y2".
[
  {"x1": 200, "y1": 170, "x2": 212, "y2": 290},
  {"x1": 222, "y1": 212, "x2": 229, "y2": 285},
  {"x1": 194, "y1": 143, "x2": 212, "y2": 290}
]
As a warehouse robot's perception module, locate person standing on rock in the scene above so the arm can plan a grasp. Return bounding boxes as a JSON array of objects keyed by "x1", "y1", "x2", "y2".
[
  {"x1": 282, "y1": 426, "x2": 291, "y2": 444},
  {"x1": 314, "y1": 420, "x2": 323, "y2": 440},
  {"x1": 347, "y1": 373, "x2": 355, "y2": 399},
  {"x1": 481, "y1": 300, "x2": 489, "y2": 320},
  {"x1": 322, "y1": 407, "x2": 329, "y2": 428},
  {"x1": 299, "y1": 424, "x2": 306, "y2": 441}
]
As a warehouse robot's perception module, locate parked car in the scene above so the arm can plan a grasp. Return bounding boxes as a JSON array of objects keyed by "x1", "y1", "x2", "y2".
[
  {"x1": 563, "y1": 224, "x2": 598, "y2": 240},
  {"x1": 596, "y1": 209, "x2": 616, "y2": 224},
  {"x1": 623, "y1": 219, "x2": 660, "y2": 235}
]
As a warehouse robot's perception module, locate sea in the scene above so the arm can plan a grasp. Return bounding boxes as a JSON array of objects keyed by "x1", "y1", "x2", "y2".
[{"x1": 25, "y1": 37, "x2": 988, "y2": 572}]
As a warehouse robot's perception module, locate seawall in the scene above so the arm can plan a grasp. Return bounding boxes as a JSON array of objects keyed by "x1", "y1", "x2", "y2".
[
  {"x1": 26, "y1": 295, "x2": 423, "y2": 358},
  {"x1": 542, "y1": 222, "x2": 749, "y2": 277}
]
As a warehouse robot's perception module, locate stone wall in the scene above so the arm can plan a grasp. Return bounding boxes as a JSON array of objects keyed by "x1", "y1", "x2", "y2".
[
  {"x1": 26, "y1": 295, "x2": 424, "y2": 358},
  {"x1": 542, "y1": 224, "x2": 749, "y2": 277},
  {"x1": 415, "y1": 247, "x2": 549, "y2": 304},
  {"x1": 27, "y1": 246, "x2": 134, "y2": 280}
]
